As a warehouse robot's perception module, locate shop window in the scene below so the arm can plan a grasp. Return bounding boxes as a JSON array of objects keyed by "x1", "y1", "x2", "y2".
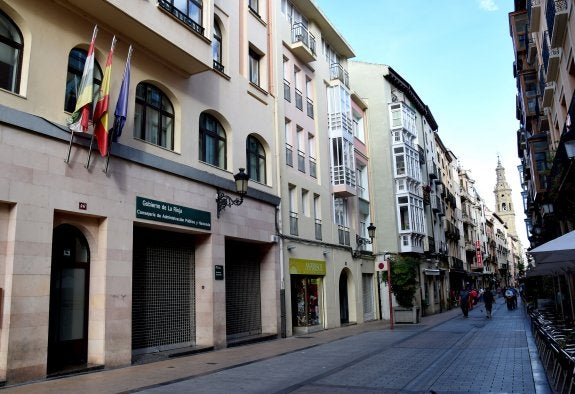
[{"x1": 291, "y1": 276, "x2": 320, "y2": 327}]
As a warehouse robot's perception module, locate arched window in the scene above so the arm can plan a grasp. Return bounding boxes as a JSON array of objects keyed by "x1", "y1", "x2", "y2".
[
  {"x1": 0, "y1": 10, "x2": 23, "y2": 93},
  {"x1": 212, "y1": 20, "x2": 223, "y2": 72},
  {"x1": 64, "y1": 48, "x2": 103, "y2": 113},
  {"x1": 134, "y1": 82, "x2": 174, "y2": 150},
  {"x1": 247, "y1": 135, "x2": 266, "y2": 183},
  {"x1": 199, "y1": 112, "x2": 226, "y2": 168}
]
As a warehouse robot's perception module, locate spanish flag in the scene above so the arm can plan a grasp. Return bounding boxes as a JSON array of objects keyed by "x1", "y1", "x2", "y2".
[{"x1": 93, "y1": 36, "x2": 116, "y2": 156}]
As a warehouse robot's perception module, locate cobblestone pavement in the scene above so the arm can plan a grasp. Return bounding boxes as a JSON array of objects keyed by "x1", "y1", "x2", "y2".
[{"x1": 3, "y1": 298, "x2": 551, "y2": 394}]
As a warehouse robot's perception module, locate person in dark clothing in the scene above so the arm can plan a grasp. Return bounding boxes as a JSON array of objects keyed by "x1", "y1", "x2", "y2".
[
  {"x1": 459, "y1": 287, "x2": 470, "y2": 318},
  {"x1": 483, "y1": 287, "x2": 495, "y2": 318}
]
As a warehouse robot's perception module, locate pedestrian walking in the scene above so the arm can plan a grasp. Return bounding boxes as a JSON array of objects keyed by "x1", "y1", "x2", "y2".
[
  {"x1": 459, "y1": 287, "x2": 470, "y2": 318},
  {"x1": 483, "y1": 287, "x2": 494, "y2": 318}
]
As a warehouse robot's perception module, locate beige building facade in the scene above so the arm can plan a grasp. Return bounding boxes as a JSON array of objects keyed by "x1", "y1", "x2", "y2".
[
  {"x1": 275, "y1": 0, "x2": 378, "y2": 337},
  {"x1": 0, "y1": 0, "x2": 281, "y2": 384}
]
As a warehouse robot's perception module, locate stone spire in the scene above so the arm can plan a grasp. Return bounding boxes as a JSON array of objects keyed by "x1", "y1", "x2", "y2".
[{"x1": 494, "y1": 157, "x2": 517, "y2": 237}]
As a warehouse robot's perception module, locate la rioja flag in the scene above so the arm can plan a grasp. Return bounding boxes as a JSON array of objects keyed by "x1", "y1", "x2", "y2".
[{"x1": 68, "y1": 26, "x2": 98, "y2": 132}]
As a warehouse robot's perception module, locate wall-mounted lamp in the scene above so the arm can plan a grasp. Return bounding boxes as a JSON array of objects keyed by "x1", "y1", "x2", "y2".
[
  {"x1": 216, "y1": 168, "x2": 249, "y2": 218},
  {"x1": 287, "y1": 244, "x2": 296, "y2": 251},
  {"x1": 353, "y1": 223, "x2": 376, "y2": 258}
]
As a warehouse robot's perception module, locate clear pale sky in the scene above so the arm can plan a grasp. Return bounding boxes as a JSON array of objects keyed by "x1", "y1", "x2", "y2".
[{"x1": 314, "y1": 0, "x2": 529, "y2": 247}]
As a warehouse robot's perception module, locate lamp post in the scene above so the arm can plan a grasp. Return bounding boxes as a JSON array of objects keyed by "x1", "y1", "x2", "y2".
[
  {"x1": 354, "y1": 223, "x2": 376, "y2": 257},
  {"x1": 216, "y1": 168, "x2": 249, "y2": 218},
  {"x1": 387, "y1": 255, "x2": 394, "y2": 330}
]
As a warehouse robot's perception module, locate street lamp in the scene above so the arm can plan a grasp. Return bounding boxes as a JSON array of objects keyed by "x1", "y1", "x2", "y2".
[
  {"x1": 216, "y1": 168, "x2": 249, "y2": 218},
  {"x1": 353, "y1": 223, "x2": 376, "y2": 257}
]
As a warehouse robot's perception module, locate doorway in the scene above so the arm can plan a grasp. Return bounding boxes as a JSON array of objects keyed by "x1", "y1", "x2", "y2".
[
  {"x1": 339, "y1": 271, "x2": 349, "y2": 324},
  {"x1": 47, "y1": 224, "x2": 90, "y2": 374}
]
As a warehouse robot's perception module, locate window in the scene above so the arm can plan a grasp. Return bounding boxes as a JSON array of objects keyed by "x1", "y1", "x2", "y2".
[
  {"x1": 199, "y1": 112, "x2": 226, "y2": 168},
  {"x1": 301, "y1": 189, "x2": 309, "y2": 216},
  {"x1": 306, "y1": 76, "x2": 313, "y2": 118},
  {"x1": 248, "y1": 0, "x2": 259, "y2": 15},
  {"x1": 353, "y1": 110, "x2": 365, "y2": 141},
  {"x1": 314, "y1": 194, "x2": 321, "y2": 240},
  {"x1": 394, "y1": 147, "x2": 405, "y2": 176},
  {"x1": 0, "y1": 11, "x2": 23, "y2": 94},
  {"x1": 289, "y1": 184, "x2": 298, "y2": 236},
  {"x1": 64, "y1": 48, "x2": 103, "y2": 113},
  {"x1": 246, "y1": 135, "x2": 266, "y2": 183},
  {"x1": 294, "y1": 66, "x2": 302, "y2": 110},
  {"x1": 308, "y1": 134, "x2": 316, "y2": 178},
  {"x1": 249, "y1": 48, "x2": 261, "y2": 85},
  {"x1": 212, "y1": 20, "x2": 224, "y2": 72},
  {"x1": 285, "y1": 118, "x2": 293, "y2": 166},
  {"x1": 159, "y1": 0, "x2": 203, "y2": 34},
  {"x1": 297, "y1": 126, "x2": 305, "y2": 173},
  {"x1": 134, "y1": 83, "x2": 174, "y2": 149},
  {"x1": 334, "y1": 197, "x2": 350, "y2": 245}
]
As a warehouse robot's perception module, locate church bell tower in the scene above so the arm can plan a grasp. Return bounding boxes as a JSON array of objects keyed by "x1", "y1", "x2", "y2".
[{"x1": 494, "y1": 157, "x2": 517, "y2": 237}]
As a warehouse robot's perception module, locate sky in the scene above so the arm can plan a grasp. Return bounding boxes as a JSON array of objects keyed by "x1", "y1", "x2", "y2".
[{"x1": 314, "y1": 0, "x2": 529, "y2": 247}]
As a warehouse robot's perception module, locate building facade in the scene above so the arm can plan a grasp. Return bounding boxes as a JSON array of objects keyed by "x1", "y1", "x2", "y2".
[
  {"x1": 0, "y1": 0, "x2": 281, "y2": 383},
  {"x1": 511, "y1": 0, "x2": 575, "y2": 247},
  {"x1": 275, "y1": 0, "x2": 377, "y2": 337}
]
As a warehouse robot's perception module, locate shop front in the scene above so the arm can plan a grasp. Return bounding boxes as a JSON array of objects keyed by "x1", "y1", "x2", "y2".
[{"x1": 289, "y1": 258, "x2": 326, "y2": 334}]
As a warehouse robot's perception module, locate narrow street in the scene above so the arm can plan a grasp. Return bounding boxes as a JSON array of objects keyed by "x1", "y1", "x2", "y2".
[{"x1": 137, "y1": 299, "x2": 549, "y2": 394}]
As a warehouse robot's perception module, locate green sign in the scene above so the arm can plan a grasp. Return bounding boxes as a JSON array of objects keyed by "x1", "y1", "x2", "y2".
[
  {"x1": 289, "y1": 258, "x2": 326, "y2": 275},
  {"x1": 215, "y1": 265, "x2": 224, "y2": 280},
  {"x1": 136, "y1": 197, "x2": 211, "y2": 230}
]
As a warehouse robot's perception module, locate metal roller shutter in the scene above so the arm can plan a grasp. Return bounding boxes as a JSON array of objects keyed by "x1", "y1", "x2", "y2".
[
  {"x1": 132, "y1": 228, "x2": 195, "y2": 353},
  {"x1": 225, "y1": 241, "x2": 261, "y2": 339},
  {"x1": 362, "y1": 273, "x2": 374, "y2": 321}
]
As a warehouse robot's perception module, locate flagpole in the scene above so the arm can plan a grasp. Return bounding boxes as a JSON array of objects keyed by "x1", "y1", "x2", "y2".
[
  {"x1": 65, "y1": 25, "x2": 98, "y2": 163},
  {"x1": 103, "y1": 131, "x2": 113, "y2": 173},
  {"x1": 85, "y1": 132, "x2": 96, "y2": 168},
  {"x1": 65, "y1": 130, "x2": 75, "y2": 163},
  {"x1": 104, "y1": 45, "x2": 133, "y2": 173}
]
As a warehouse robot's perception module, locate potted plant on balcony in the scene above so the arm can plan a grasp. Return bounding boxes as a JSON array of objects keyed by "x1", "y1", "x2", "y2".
[{"x1": 383, "y1": 255, "x2": 420, "y2": 323}]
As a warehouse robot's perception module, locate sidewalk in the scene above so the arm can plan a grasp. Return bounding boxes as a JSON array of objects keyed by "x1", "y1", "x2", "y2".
[{"x1": 1, "y1": 307, "x2": 462, "y2": 393}]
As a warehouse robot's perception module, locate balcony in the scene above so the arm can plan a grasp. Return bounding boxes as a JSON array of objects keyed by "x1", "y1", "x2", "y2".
[
  {"x1": 289, "y1": 22, "x2": 316, "y2": 64},
  {"x1": 431, "y1": 194, "x2": 441, "y2": 213},
  {"x1": 542, "y1": 81, "x2": 555, "y2": 107},
  {"x1": 547, "y1": 47, "x2": 561, "y2": 81},
  {"x1": 59, "y1": 0, "x2": 212, "y2": 77},
  {"x1": 331, "y1": 165, "x2": 357, "y2": 197},
  {"x1": 529, "y1": 0, "x2": 541, "y2": 32},
  {"x1": 428, "y1": 161, "x2": 438, "y2": 180},
  {"x1": 450, "y1": 257, "x2": 464, "y2": 271},
  {"x1": 549, "y1": 0, "x2": 568, "y2": 48},
  {"x1": 329, "y1": 63, "x2": 350, "y2": 88}
]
